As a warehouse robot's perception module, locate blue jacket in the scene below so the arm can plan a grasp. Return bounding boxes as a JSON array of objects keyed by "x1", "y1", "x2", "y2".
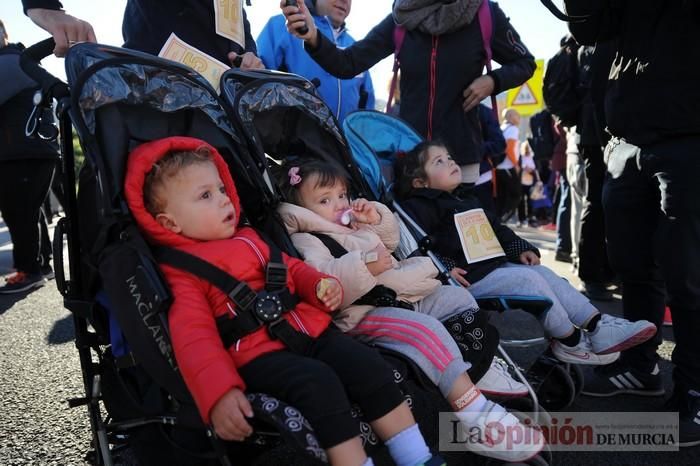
[{"x1": 256, "y1": 2, "x2": 374, "y2": 123}]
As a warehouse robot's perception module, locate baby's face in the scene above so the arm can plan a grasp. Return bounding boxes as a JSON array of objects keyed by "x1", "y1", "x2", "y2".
[
  {"x1": 297, "y1": 174, "x2": 351, "y2": 225},
  {"x1": 157, "y1": 162, "x2": 237, "y2": 241}
]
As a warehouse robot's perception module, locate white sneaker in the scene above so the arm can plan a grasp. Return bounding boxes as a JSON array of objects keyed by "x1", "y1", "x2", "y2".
[
  {"x1": 551, "y1": 333, "x2": 620, "y2": 365},
  {"x1": 476, "y1": 358, "x2": 528, "y2": 397},
  {"x1": 456, "y1": 401, "x2": 545, "y2": 462},
  {"x1": 588, "y1": 314, "x2": 657, "y2": 354}
]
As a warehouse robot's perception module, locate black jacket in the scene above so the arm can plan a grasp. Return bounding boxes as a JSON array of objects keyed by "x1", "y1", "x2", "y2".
[
  {"x1": 400, "y1": 187, "x2": 539, "y2": 284},
  {"x1": 23, "y1": 0, "x2": 256, "y2": 64},
  {"x1": 564, "y1": 0, "x2": 700, "y2": 146},
  {"x1": 0, "y1": 44, "x2": 59, "y2": 161},
  {"x1": 306, "y1": 2, "x2": 535, "y2": 165}
]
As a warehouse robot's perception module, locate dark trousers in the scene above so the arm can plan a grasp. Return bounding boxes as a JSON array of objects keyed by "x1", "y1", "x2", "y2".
[
  {"x1": 578, "y1": 144, "x2": 613, "y2": 284},
  {"x1": 555, "y1": 170, "x2": 572, "y2": 254},
  {"x1": 517, "y1": 185, "x2": 532, "y2": 222},
  {"x1": 238, "y1": 327, "x2": 405, "y2": 448},
  {"x1": 474, "y1": 179, "x2": 497, "y2": 214},
  {"x1": 495, "y1": 168, "x2": 521, "y2": 219},
  {"x1": 0, "y1": 160, "x2": 55, "y2": 274},
  {"x1": 603, "y1": 137, "x2": 700, "y2": 390}
]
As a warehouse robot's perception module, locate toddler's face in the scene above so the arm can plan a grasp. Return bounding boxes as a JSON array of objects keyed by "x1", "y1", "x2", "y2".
[
  {"x1": 422, "y1": 146, "x2": 462, "y2": 192},
  {"x1": 297, "y1": 174, "x2": 350, "y2": 224},
  {"x1": 156, "y1": 162, "x2": 237, "y2": 241}
]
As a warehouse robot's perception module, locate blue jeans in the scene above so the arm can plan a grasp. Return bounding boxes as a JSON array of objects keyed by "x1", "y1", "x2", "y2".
[{"x1": 603, "y1": 136, "x2": 700, "y2": 390}]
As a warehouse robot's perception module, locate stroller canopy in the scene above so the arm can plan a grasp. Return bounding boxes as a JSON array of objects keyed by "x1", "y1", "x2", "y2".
[{"x1": 342, "y1": 111, "x2": 423, "y2": 201}]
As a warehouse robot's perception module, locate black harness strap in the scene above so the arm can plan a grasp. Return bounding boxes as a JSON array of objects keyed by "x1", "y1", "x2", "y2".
[
  {"x1": 309, "y1": 232, "x2": 414, "y2": 311},
  {"x1": 154, "y1": 237, "x2": 310, "y2": 352}
]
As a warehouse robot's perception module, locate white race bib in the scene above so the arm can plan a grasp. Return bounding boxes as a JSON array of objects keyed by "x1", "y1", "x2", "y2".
[
  {"x1": 454, "y1": 208, "x2": 505, "y2": 264},
  {"x1": 213, "y1": 0, "x2": 245, "y2": 49}
]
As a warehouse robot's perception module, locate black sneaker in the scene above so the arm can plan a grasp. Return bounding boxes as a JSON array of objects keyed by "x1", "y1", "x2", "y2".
[
  {"x1": 581, "y1": 360, "x2": 665, "y2": 397},
  {"x1": 667, "y1": 388, "x2": 700, "y2": 447},
  {"x1": 0, "y1": 271, "x2": 46, "y2": 294}
]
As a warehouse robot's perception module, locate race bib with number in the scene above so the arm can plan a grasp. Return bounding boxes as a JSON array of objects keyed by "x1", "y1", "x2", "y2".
[
  {"x1": 214, "y1": 0, "x2": 245, "y2": 49},
  {"x1": 454, "y1": 208, "x2": 505, "y2": 264},
  {"x1": 158, "y1": 33, "x2": 229, "y2": 91}
]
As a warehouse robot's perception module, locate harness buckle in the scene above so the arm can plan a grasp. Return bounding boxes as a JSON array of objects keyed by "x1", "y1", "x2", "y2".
[
  {"x1": 228, "y1": 282, "x2": 257, "y2": 311},
  {"x1": 265, "y1": 262, "x2": 288, "y2": 290},
  {"x1": 254, "y1": 291, "x2": 284, "y2": 323}
]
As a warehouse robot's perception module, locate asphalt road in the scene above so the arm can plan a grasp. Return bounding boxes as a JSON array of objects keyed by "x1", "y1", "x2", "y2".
[{"x1": 1, "y1": 218, "x2": 699, "y2": 466}]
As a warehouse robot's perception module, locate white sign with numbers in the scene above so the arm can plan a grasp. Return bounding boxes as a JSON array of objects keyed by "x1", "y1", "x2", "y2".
[{"x1": 454, "y1": 209, "x2": 505, "y2": 264}]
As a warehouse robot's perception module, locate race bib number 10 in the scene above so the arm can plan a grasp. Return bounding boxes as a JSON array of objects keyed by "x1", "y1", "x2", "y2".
[{"x1": 454, "y1": 208, "x2": 505, "y2": 264}]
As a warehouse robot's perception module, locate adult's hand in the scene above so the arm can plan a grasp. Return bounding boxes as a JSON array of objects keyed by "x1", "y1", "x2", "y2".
[
  {"x1": 280, "y1": 0, "x2": 319, "y2": 48},
  {"x1": 462, "y1": 75, "x2": 495, "y2": 112},
  {"x1": 227, "y1": 52, "x2": 265, "y2": 70},
  {"x1": 26, "y1": 8, "x2": 96, "y2": 57}
]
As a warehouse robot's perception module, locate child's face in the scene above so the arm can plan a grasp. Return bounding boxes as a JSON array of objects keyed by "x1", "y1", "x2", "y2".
[
  {"x1": 297, "y1": 174, "x2": 351, "y2": 224},
  {"x1": 155, "y1": 162, "x2": 237, "y2": 241},
  {"x1": 419, "y1": 146, "x2": 462, "y2": 192}
]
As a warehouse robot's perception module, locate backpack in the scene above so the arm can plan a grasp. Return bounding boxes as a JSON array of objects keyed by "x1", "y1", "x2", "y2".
[
  {"x1": 528, "y1": 109, "x2": 555, "y2": 161},
  {"x1": 543, "y1": 40, "x2": 581, "y2": 127}
]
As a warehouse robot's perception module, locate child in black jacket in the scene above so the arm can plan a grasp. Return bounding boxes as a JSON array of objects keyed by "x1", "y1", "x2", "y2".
[{"x1": 394, "y1": 141, "x2": 656, "y2": 366}]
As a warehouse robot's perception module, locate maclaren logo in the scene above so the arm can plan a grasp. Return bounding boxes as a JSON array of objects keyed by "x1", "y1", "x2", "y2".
[{"x1": 126, "y1": 275, "x2": 178, "y2": 371}]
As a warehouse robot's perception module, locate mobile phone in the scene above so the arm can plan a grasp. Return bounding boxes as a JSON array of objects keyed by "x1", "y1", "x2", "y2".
[{"x1": 285, "y1": 0, "x2": 309, "y2": 35}]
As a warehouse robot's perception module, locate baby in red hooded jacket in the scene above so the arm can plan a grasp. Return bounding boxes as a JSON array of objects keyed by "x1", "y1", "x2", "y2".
[{"x1": 124, "y1": 136, "x2": 443, "y2": 466}]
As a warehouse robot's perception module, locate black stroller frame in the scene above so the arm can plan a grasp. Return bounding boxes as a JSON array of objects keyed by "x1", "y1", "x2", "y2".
[{"x1": 20, "y1": 39, "x2": 340, "y2": 466}]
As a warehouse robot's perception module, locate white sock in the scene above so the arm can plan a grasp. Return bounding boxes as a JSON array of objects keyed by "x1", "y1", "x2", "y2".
[
  {"x1": 456, "y1": 393, "x2": 490, "y2": 425},
  {"x1": 362, "y1": 458, "x2": 374, "y2": 466},
  {"x1": 384, "y1": 423, "x2": 431, "y2": 466}
]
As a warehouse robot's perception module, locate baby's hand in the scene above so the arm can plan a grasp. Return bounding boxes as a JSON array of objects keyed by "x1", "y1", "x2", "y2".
[
  {"x1": 316, "y1": 278, "x2": 342, "y2": 310},
  {"x1": 365, "y1": 243, "x2": 394, "y2": 276},
  {"x1": 520, "y1": 250, "x2": 540, "y2": 265},
  {"x1": 450, "y1": 267, "x2": 471, "y2": 287},
  {"x1": 210, "y1": 388, "x2": 254, "y2": 441},
  {"x1": 351, "y1": 198, "x2": 381, "y2": 225}
]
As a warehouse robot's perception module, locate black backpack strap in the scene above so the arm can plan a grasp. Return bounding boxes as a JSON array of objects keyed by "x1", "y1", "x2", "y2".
[{"x1": 257, "y1": 229, "x2": 288, "y2": 293}]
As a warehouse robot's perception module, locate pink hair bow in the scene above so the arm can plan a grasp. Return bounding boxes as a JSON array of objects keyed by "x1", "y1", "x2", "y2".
[{"x1": 288, "y1": 167, "x2": 302, "y2": 186}]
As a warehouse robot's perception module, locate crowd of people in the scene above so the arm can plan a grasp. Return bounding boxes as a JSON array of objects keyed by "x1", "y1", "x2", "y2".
[{"x1": 0, "y1": 0, "x2": 698, "y2": 462}]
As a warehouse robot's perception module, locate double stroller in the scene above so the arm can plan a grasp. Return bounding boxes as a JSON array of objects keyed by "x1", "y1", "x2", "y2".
[{"x1": 21, "y1": 38, "x2": 565, "y2": 465}]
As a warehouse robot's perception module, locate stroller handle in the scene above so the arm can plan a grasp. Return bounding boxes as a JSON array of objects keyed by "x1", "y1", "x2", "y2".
[{"x1": 19, "y1": 38, "x2": 70, "y2": 99}]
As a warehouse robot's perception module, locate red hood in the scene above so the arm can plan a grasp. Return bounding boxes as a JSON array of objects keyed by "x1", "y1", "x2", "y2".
[{"x1": 124, "y1": 136, "x2": 241, "y2": 248}]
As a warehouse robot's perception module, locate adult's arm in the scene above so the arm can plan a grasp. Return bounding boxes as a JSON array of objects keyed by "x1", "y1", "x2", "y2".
[
  {"x1": 488, "y1": 3, "x2": 536, "y2": 94},
  {"x1": 361, "y1": 70, "x2": 376, "y2": 110},
  {"x1": 23, "y1": 0, "x2": 96, "y2": 57},
  {"x1": 563, "y1": 0, "x2": 623, "y2": 45},
  {"x1": 305, "y1": 14, "x2": 395, "y2": 80}
]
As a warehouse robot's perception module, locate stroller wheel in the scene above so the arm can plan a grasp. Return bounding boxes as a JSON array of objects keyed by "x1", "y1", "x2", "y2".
[{"x1": 526, "y1": 352, "x2": 577, "y2": 411}]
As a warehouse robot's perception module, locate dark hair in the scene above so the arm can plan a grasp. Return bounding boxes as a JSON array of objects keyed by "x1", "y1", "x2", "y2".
[
  {"x1": 279, "y1": 158, "x2": 348, "y2": 205},
  {"x1": 393, "y1": 140, "x2": 447, "y2": 200}
]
